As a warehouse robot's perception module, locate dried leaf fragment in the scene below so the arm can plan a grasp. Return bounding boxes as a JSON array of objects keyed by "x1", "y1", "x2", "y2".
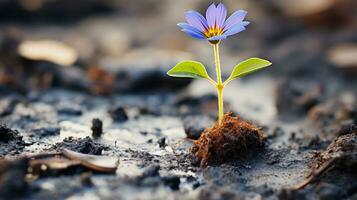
[{"x1": 62, "y1": 148, "x2": 119, "y2": 173}]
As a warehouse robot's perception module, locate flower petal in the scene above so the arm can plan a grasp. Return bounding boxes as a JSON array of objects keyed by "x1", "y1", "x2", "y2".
[
  {"x1": 177, "y1": 23, "x2": 204, "y2": 35},
  {"x1": 223, "y1": 23, "x2": 246, "y2": 36},
  {"x1": 206, "y1": 3, "x2": 217, "y2": 28},
  {"x1": 181, "y1": 28, "x2": 205, "y2": 40},
  {"x1": 208, "y1": 34, "x2": 227, "y2": 41},
  {"x1": 242, "y1": 21, "x2": 250, "y2": 26},
  {"x1": 223, "y1": 10, "x2": 247, "y2": 31},
  {"x1": 216, "y1": 3, "x2": 227, "y2": 28},
  {"x1": 185, "y1": 11, "x2": 208, "y2": 32}
]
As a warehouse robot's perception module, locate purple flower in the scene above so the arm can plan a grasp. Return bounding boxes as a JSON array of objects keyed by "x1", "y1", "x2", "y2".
[{"x1": 177, "y1": 3, "x2": 249, "y2": 43}]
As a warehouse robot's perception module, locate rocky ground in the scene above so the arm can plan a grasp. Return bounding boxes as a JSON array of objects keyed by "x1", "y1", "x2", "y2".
[{"x1": 0, "y1": 0, "x2": 357, "y2": 200}]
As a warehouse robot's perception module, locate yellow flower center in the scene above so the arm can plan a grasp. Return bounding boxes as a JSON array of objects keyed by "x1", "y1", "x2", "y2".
[{"x1": 204, "y1": 26, "x2": 223, "y2": 38}]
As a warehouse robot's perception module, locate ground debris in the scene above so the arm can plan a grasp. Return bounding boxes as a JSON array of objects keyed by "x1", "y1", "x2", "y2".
[
  {"x1": 191, "y1": 112, "x2": 264, "y2": 167},
  {"x1": 0, "y1": 124, "x2": 22, "y2": 143},
  {"x1": 109, "y1": 106, "x2": 129, "y2": 123},
  {"x1": 293, "y1": 132, "x2": 357, "y2": 190},
  {"x1": 157, "y1": 137, "x2": 167, "y2": 148},
  {"x1": 62, "y1": 148, "x2": 119, "y2": 173},
  {"x1": 50, "y1": 136, "x2": 104, "y2": 155},
  {"x1": 316, "y1": 132, "x2": 357, "y2": 170},
  {"x1": 29, "y1": 148, "x2": 119, "y2": 177},
  {"x1": 0, "y1": 125, "x2": 26, "y2": 157}
]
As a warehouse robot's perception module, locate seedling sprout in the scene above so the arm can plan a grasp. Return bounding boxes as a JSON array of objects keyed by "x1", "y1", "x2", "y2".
[{"x1": 167, "y1": 3, "x2": 272, "y2": 125}]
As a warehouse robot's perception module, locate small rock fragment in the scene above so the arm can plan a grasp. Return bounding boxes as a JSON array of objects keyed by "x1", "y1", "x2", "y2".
[
  {"x1": 91, "y1": 118, "x2": 103, "y2": 138},
  {"x1": 0, "y1": 124, "x2": 22, "y2": 143},
  {"x1": 0, "y1": 125, "x2": 26, "y2": 156},
  {"x1": 109, "y1": 106, "x2": 129, "y2": 123},
  {"x1": 158, "y1": 137, "x2": 166, "y2": 148}
]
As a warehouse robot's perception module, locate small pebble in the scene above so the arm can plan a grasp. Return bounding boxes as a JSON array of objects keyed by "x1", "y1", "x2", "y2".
[
  {"x1": 91, "y1": 118, "x2": 103, "y2": 138},
  {"x1": 158, "y1": 137, "x2": 166, "y2": 148},
  {"x1": 109, "y1": 106, "x2": 128, "y2": 122}
]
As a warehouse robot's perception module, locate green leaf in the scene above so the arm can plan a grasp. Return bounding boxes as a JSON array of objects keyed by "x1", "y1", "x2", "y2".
[
  {"x1": 225, "y1": 57, "x2": 272, "y2": 84},
  {"x1": 167, "y1": 60, "x2": 211, "y2": 80}
]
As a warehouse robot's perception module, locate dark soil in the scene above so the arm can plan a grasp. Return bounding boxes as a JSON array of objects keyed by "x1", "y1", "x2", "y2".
[
  {"x1": 109, "y1": 106, "x2": 129, "y2": 122},
  {"x1": 191, "y1": 113, "x2": 264, "y2": 167},
  {"x1": 315, "y1": 132, "x2": 357, "y2": 170},
  {"x1": 0, "y1": 125, "x2": 26, "y2": 157},
  {"x1": 91, "y1": 118, "x2": 103, "y2": 138},
  {"x1": 0, "y1": 124, "x2": 22, "y2": 143},
  {"x1": 49, "y1": 137, "x2": 104, "y2": 155}
]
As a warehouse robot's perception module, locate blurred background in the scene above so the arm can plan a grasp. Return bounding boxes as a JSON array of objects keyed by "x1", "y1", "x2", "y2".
[
  {"x1": 0, "y1": 1, "x2": 356, "y2": 199},
  {"x1": 0, "y1": 0, "x2": 356, "y2": 122}
]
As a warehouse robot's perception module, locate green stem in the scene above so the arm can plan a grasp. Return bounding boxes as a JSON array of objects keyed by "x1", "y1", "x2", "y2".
[{"x1": 213, "y1": 43, "x2": 224, "y2": 125}]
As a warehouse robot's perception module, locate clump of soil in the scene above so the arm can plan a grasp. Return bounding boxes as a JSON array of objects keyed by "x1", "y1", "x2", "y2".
[
  {"x1": 315, "y1": 132, "x2": 356, "y2": 170},
  {"x1": 50, "y1": 136, "x2": 104, "y2": 155},
  {"x1": 0, "y1": 124, "x2": 23, "y2": 143},
  {"x1": 191, "y1": 113, "x2": 264, "y2": 167},
  {"x1": 0, "y1": 125, "x2": 26, "y2": 156},
  {"x1": 109, "y1": 106, "x2": 129, "y2": 122}
]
